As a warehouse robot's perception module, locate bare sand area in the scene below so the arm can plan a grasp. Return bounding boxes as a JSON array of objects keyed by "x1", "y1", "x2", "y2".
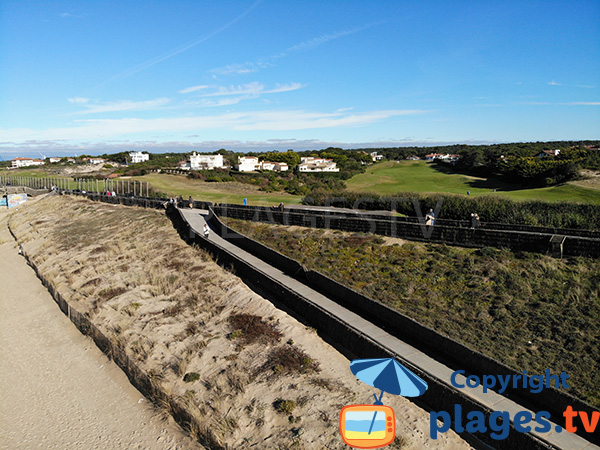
[
  {"x1": 0, "y1": 204, "x2": 201, "y2": 450},
  {"x1": 3, "y1": 195, "x2": 473, "y2": 449}
]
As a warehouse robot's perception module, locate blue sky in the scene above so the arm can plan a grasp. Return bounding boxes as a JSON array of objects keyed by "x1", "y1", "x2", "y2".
[{"x1": 1, "y1": 0, "x2": 599, "y2": 158}]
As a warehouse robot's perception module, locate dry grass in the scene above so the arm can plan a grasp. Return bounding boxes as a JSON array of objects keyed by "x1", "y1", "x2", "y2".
[
  {"x1": 260, "y1": 345, "x2": 320, "y2": 378},
  {"x1": 6, "y1": 195, "x2": 469, "y2": 450},
  {"x1": 228, "y1": 313, "x2": 283, "y2": 345}
]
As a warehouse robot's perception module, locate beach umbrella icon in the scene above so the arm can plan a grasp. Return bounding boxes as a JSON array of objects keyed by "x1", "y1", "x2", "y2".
[{"x1": 350, "y1": 358, "x2": 428, "y2": 435}]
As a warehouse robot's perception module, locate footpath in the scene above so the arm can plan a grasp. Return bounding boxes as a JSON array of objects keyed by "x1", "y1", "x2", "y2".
[
  {"x1": 180, "y1": 208, "x2": 599, "y2": 450},
  {"x1": 0, "y1": 209, "x2": 200, "y2": 450}
]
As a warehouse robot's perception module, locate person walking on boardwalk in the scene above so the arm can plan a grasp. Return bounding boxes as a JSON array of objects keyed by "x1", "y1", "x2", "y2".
[
  {"x1": 203, "y1": 223, "x2": 210, "y2": 239},
  {"x1": 471, "y1": 213, "x2": 481, "y2": 229},
  {"x1": 425, "y1": 208, "x2": 435, "y2": 226},
  {"x1": 178, "y1": 195, "x2": 184, "y2": 208},
  {"x1": 188, "y1": 196, "x2": 193, "y2": 209}
]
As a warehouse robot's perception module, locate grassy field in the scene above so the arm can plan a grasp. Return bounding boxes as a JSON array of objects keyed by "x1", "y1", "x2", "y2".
[
  {"x1": 346, "y1": 161, "x2": 600, "y2": 204},
  {"x1": 138, "y1": 173, "x2": 303, "y2": 206},
  {"x1": 223, "y1": 218, "x2": 600, "y2": 408}
]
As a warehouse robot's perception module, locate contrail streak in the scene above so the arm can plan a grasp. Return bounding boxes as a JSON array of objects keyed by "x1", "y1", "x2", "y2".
[{"x1": 92, "y1": 0, "x2": 263, "y2": 90}]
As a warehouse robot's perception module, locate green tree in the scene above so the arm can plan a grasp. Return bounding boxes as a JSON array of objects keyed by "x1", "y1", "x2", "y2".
[{"x1": 262, "y1": 150, "x2": 301, "y2": 168}]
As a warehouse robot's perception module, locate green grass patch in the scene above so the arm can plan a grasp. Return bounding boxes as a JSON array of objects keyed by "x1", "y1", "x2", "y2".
[
  {"x1": 346, "y1": 161, "x2": 600, "y2": 204},
  {"x1": 138, "y1": 173, "x2": 303, "y2": 206}
]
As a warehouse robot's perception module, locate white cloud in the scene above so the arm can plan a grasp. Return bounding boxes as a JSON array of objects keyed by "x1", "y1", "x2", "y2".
[
  {"x1": 0, "y1": 108, "x2": 426, "y2": 143},
  {"x1": 202, "y1": 82, "x2": 304, "y2": 97},
  {"x1": 67, "y1": 97, "x2": 90, "y2": 104},
  {"x1": 178, "y1": 85, "x2": 210, "y2": 94},
  {"x1": 74, "y1": 98, "x2": 171, "y2": 114},
  {"x1": 2, "y1": 137, "x2": 493, "y2": 157},
  {"x1": 562, "y1": 102, "x2": 600, "y2": 105},
  {"x1": 547, "y1": 81, "x2": 561, "y2": 86},
  {"x1": 209, "y1": 63, "x2": 268, "y2": 76},
  {"x1": 284, "y1": 27, "x2": 368, "y2": 54}
]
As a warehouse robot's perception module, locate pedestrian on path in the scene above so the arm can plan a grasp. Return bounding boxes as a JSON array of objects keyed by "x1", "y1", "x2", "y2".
[
  {"x1": 188, "y1": 196, "x2": 194, "y2": 209},
  {"x1": 425, "y1": 208, "x2": 435, "y2": 226},
  {"x1": 203, "y1": 223, "x2": 210, "y2": 239}
]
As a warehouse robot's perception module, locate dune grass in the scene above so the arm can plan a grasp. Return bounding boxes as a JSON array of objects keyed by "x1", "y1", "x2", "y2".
[
  {"x1": 346, "y1": 161, "x2": 600, "y2": 204},
  {"x1": 223, "y1": 218, "x2": 600, "y2": 408},
  {"x1": 8, "y1": 195, "x2": 383, "y2": 449}
]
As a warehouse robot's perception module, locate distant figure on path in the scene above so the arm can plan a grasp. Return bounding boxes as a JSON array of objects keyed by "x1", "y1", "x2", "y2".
[
  {"x1": 278, "y1": 202, "x2": 284, "y2": 212},
  {"x1": 188, "y1": 196, "x2": 194, "y2": 209},
  {"x1": 467, "y1": 190, "x2": 471, "y2": 196},
  {"x1": 203, "y1": 223, "x2": 210, "y2": 239},
  {"x1": 178, "y1": 195, "x2": 184, "y2": 208},
  {"x1": 471, "y1": 213, "x2": 481, "y2": 229},
  {"x1": 425, "y1": 209, "x2": 435, "y2": 226}
]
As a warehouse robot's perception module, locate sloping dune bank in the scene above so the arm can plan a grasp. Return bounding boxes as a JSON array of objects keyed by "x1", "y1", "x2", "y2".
[
  {"x1": 5, "y1": 195, "x2": 472, "y2": 449},
  {"x1": 0, "y1": 203, "x2": 200, "y2": 450}
]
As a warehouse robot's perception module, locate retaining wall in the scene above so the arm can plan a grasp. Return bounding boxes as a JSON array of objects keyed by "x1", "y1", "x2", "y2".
[{"x1": 213, "y1": 204, "x2": 600, "y2": 258}]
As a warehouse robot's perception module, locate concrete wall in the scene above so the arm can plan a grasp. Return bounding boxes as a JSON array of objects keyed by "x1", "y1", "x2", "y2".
[{"x1": 213, "y1": 204, "x2": 600, "y2": 258}]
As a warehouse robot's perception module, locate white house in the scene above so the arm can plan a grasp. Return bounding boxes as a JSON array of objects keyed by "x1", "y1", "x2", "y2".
[
  {"x1": 87, "y1": 157, "x2": 107, "y2": 165},
  {"x1": 259, "y1": 161, "x2": 276, "y2": 171},
  {"x1": 129, "y1": 151, "x2": 150, "y2": 164},
  {"x1": 298, "y1": 157, "x2": 339, "y2": 172},
  {"x1": 370, "y1": 152, "x2": 384, "y2": 162},
  {"x1": 236, "y1": 156, "x2": 259, "y2": 172},
  {"x1": 236, "y1": 156, "x2": 289, "y2": 172},
  {"x1": 11, "y1": 157, "x2": 45, "y2": 168},
  {"x1": 189, "y1": 152, "x2": 225, "y2": 170},
  {"x1": 537, "y1": 149, "x2": 561, "y2": 159},
  {"x1": 178, "y1": 160, "x2": 191, "y2": 170},
  {"x1": 48, "y1": 157, "x2": 62, "y2": 163}
]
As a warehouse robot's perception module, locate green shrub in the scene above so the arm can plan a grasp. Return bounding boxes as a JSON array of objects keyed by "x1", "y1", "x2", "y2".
[
  {"x1": 183, "y1": 372, "x2": 201, "y2": 382},
  {"x1": 273, "y1": 398, "x2": 296, "y2": 414}
]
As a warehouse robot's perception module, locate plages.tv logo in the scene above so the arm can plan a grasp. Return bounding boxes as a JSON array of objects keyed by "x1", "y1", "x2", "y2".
[
  {"x1": 339, "y1": 358, "x2": 428, "y2": 449},
  {"x1": 430, "y1": 369, "x2": 600, "y2": 441}
]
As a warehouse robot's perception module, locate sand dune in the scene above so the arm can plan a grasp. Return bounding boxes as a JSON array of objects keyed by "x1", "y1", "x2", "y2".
[
  {"x1": 0, "y1": 205, "x2": 201, "y2": 450},
  {"x1": 2, "y1": 196, "x2": 473, "y2": 449}
]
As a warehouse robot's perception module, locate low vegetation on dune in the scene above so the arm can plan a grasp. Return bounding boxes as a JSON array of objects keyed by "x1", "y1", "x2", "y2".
[
  {"x1": 7, "y1": 196, "x2": 328, "y2": 448},
  {"x1": 223, "y1": 218, "x2": 600, "y2": 409},
  {"x1": 8, "y1": 195, "x2": 466, "y2": 449}
]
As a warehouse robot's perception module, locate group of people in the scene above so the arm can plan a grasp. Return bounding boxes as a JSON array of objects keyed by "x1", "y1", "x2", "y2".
[
  {"x1": 424, "y1": 209, "x2": 481, "y2": 228},
  {"x1": 167, "y1": 195, "x2": 194, "y2": 208},
  {"x1": 270, "y1": 202, "x2": 285, "y2": 212}
]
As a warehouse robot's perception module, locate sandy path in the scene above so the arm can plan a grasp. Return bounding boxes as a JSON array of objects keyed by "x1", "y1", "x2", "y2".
[{"x1": 0, "y1": 209, "x2": 201, "y2": 450}]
